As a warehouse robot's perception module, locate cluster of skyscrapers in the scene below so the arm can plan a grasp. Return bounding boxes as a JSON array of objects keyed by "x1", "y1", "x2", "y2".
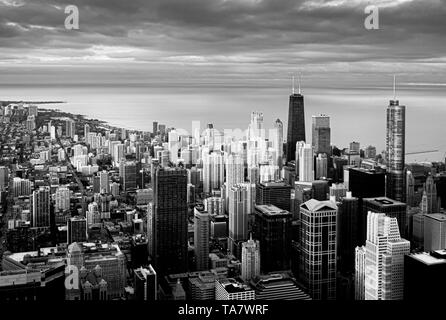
[{"x1": 0, "y1": 78, "x2": 445, "y2": 301}]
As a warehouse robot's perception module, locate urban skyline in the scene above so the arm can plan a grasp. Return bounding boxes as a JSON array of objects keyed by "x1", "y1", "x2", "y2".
[{"x1": 0, "y1": 0, "x2": 446, "y2": 308}]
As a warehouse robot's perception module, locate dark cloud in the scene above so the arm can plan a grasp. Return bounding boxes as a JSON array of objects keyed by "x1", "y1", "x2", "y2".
[{"x1": 0, "y1": 0, "x2": 445, "y2": 84}]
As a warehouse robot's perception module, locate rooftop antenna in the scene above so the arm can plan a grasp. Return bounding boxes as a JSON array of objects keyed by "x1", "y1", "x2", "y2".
[
  {"x1": 298, "y1": 74, "x2": 302, "y2": 94},
  {"x1": 292, "y1": 75, "x2": 295, "y2": 94},
  {"x1": 393, "y1": 74, "x2": 396, "y2": 100}
]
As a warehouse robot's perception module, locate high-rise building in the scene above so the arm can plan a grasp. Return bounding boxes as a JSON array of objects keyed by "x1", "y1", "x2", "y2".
[
  {"x1": 255, "y1": 181, "x2": 291, "y2": 211},
  {"x1": 363, "y1": 197, "x2": 408, "y2": 239},
  {"x1": 386, "y1": 84, "x2": 406, "y2": 202},
  {"x1": 421, "y1": 175, "x2": 439, "y2": 214},
  {"x1": 149, "y1": 167, "x2": 188, "y2": 274},
  {"x1": 271, "y1": 119, "x2": 284, "y2": 168},
  {"x1": 228, "y1": 184, "x2": 248, "y2": 255},
  {"x1": 299, "y1": 199, "x2": 338, "y2": 300},
  {"x1": 194, "y1": 206, "x2": 210, "y2": 271},
  {"x1": 329, "y1": 183, "x2": 347, "y2": 202},
  {"x1": 286, "y1": 79, "x2": 305, "y2": 162},
  {"x1": 55, "y1": 186, "x2": 70, "y2": 212},
  {"x1": 241, "y1": 236, "x2": 260, "y2": 281},
  {"x1": 358, "y1": 212, "x2": 410, "y2": 300},
  {"x1": 152, "y1": 121, "x2": 158, "y2": 136},
  {"x1": 202, "y1": 150, "x2": 224, "y2": 194},
  {"x1": 99, "y1": 171, "x2": 110, "y2": 194},
  {"x1": 254, "y1": 204, "x2": 292, "y2": 272},
  {"x1": 404, "y1": 250, "x2": 446, "y2": 300},
  {"x1": 406, "y1": 171, "x2": 415, "y2": 207},
  {"x1": 119, "y1": 161, "x2": 137, "y2": 192},
  {"x1": 423, "y1": 213, "x2": 446, "y2": 251},
  {"x1": 12, "y1": 177, "x2": 32, "y2": 197},
  {"x1": 31, "y1": 186, "x2": 51, "y2": 228},
  {"x1": 354, "y1": 246, "x2": 366, "y2": 300},
  {"x1": 337, "y1": 192, "x2": 359, "y2": 275},
  {"x1": 0, "y1": 166, "x2": 9, "y2": 191},
  {"x1": 315, "y1": 153, "x2": 328, "y2": 179},
  {"x1": 134, "y1": 265, "x2": 157, "y2": 301},
  {"x1": 298, "y1": 144, "x2": 314, "y2": 182},
  {"x1": 67, "y1": 216, "x2": 87, "y2": 244},
  {"x1": 225, "y1": 153, "x2": 244, "y2": 189},
  {"x1": 312, "y1": 114, "x2": 331, "y2": 155},
  {"x1": 349, "y1": 167, "x2": 386, "y2": 199},
  {"x1": 84, "y1": 123, "x2": 90, "y2": 139},
  {"x1": 65, "y1": 118, "x2": 76, "y2": 139}
]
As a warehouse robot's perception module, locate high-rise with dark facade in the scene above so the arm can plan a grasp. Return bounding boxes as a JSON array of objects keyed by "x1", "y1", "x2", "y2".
[
  {"x1": 286, "y1": 83, "x2": 305, "y2": 162},
  {"x1": 150, "y1": 166, "x2": 188, "y2": 274},
  {"x1": 312, "y1": 114, "x2": 331, "y2": 155},
  {"x1": 337, "y1": 192, "x2": 359, "y2": 275},
  {"x1": 299, "y1": 199, "x2": 338, "y2": 300},
  {"x1": 254, "y1": 204, "x2": 292, "y2": 273},
  {"x1": 67, "y1": 216, "x2": 87, "y2": 244},
  {"x1": 256, "y1": 181, "x2": 291, "y2": 211},
  {"x1": 404, "y1": 250, "x2": 446, "y2": 300},
  {"x1": 349, "y1": 167, "x2": 386, "y2": 199},
  {"x1": 362, "y1": 197, "x2": 408, "y2": 240},
  {"x1": 386, "y1": 89, "x2": 406, "y2": 202}
]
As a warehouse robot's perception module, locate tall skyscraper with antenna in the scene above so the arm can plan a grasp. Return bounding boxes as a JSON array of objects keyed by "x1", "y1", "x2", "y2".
[
  {"x1": 386, "y1": 76, "x2": 406, "y2": 202},
  {"x1": 286, "y1": 75, "x2": 306, "y2": 163}
]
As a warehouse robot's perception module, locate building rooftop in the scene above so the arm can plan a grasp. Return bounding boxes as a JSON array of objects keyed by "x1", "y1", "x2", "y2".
[
  {"x1": 410, "y1": 252, "x2": 446, "y2": 265},
  {"x1": 425, "y1": 213, "x2": 446, "y2": 221},
  {"x1": 255, "y1": 204, "x2": 291, "y2": 216},
  {"x1": 259, "y1": 181, "x2": 291, "y2": 188},
  {"x1": 363, "y1": 196, "x2": 406, "y2": 207},
  {"x1": 301, "y1": 199, "x2": 337, "y2": 212},
  {"x1": 218, "y1": 278, "x2": 253, "y2": 294}
]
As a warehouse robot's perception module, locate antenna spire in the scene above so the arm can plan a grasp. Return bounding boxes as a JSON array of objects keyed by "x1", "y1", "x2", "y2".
[
  {"x1": 292, "y1": 75, "x2": 295, "y2": 94},
  {"x1": 298, "y1": 74, "x2": 302, "y2": 94},
  {"x1": 393, "y1": 74, "x2": 396, "y2": 100}
]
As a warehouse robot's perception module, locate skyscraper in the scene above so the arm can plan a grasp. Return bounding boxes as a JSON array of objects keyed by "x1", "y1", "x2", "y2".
[
  {"x1": 423, "y1": 213, "x2": 446, "y2": 251},
  {"x1": 67, "y1": 216, "x2": 88, "y2": 244},
  {"x1": 150, "y1": 166, "x2": 188, "y2": 274},
  {"x1": 358, "y1": 212, "x2": 410, "y2": 300},
  {"x1": 254, "y1": 204, "x2": 292, "y2": 272},
  {"x1": 119, "y1": 161, "x2": 137, "y2": 192},
  {"x1": 55, "y1": 186, "x2": 70, "y2": 212},
  {"x1": 286, "y1": 77, "x2": 305, "y2": 162},
  {"x1": 134, "y1": 265, "x2": 157, "y2": 301},
  {"x1": 241, "y1": 235, "x2": 261, "y2": 281},
  {"x1": 420, "y1": 174, "x2": 439, "y2": 214},
  {"x1": 315, "y1": 153, "x2": 328, "y2": 179},
  {"x1": 225, "y1": 153, "x2": 244, "y2": 189},
  {"x1": 363, "y1": 197, "x2": 408, "y2": 239},
  {"x1": 65, "y1": 118, "x2": 75, "y2": 139},
  {"x1": 0, "y1": 166, "x2": 9, "y2": 191},
  {"x1": 255, "y1": 181, "x2": 292, "y2": 211},
  {"x1": 337, "y1": 192, "x2": 359, "y2": 275},
  {"x1": 386, "y1": 78, "x2": 406, "y2": 202},
  {"x1": 298, "y1": 144, "x2": 314, "y2": 182},
  {"x1": 299, "y1": 199, "x2": 338, "y2": 300},
  {"x1": 32, "y1": 186, "x2": 51, "y2": 228},
  {"x1": 99, "y1": 171, "x2": 110, "y2": 194},
  {"x1": 228, "y1": 184, "x2": 248, "y2": 255},
  {"x1": 194, "y1": 206, "x2": 210, "y2": 271},
  {"x1": 271, "y1": 119, "x2": 284, "y2": 168},
  {"x1": 312, "y1": 114, "x2": 331, "y2": 155}
]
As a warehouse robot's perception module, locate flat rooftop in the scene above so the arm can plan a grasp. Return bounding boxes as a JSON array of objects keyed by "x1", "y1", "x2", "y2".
[
  {"x1": 410, "y1": 252, "x2": 446, "y2": 265},
  {"x1": 363, "y1": 197, "x2": 406, "y2": 206},
  {"x1": 255, "y1": 204, "x2": 290, "y2": 216}
]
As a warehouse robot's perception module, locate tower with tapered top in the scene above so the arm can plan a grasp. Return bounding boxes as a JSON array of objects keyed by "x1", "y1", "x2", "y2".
[
  {"x1": 386, "y1": 76, "x2": 406, "y2": 202},
  {"x1": 286, "y1": 75, "x2": 306, "y2": 163}
]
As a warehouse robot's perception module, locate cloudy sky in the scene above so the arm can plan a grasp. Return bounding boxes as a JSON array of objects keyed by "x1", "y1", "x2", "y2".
[{"x1": 0, "y1": 0, "x2": 445, "y2": 86}]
